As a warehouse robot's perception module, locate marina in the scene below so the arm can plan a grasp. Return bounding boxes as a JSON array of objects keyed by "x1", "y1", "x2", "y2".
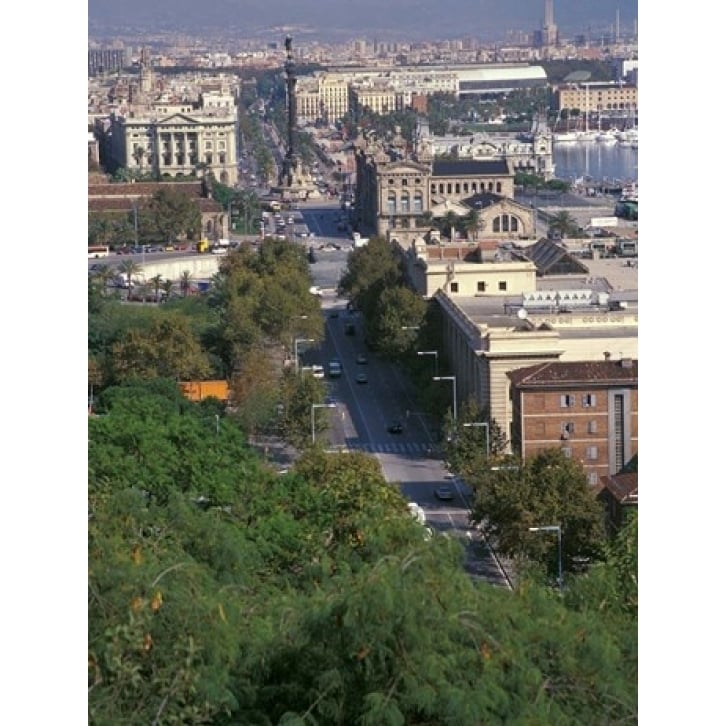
[{"x1": 553, "y1": 141, "x2": 638, "y2": 190}]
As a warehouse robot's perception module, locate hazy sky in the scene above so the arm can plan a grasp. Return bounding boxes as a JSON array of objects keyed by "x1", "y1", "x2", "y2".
[{"x1": 88, "y1": 0, "x2": 638, "y2": 42}]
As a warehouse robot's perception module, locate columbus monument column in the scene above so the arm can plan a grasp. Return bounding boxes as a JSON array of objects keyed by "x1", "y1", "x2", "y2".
[{"x1": 274, "y1": 35, "x2": 317, "y2": 201}]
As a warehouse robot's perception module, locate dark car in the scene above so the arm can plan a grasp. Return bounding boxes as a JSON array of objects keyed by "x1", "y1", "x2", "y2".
[
  {"x1": 434, "y1": 485, "x2": 454, "y2": 501},
  {"x1": 344, "y1": 323, "x2": 355, "y2": 336},
  {"x1": 387, "y1": 421, "x2": 404, "y2": 434},
  {"x1": 355, "y1": 372, "x2": 368, "y2": 384},
  {"x1": 356, "y1": 353, "x2": 368, "y2": 365}
]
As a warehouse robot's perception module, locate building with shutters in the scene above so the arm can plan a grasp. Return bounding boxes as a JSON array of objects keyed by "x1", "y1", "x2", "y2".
[{"x1": 507, "y1": 359, "x2": 638, "y2": 485}]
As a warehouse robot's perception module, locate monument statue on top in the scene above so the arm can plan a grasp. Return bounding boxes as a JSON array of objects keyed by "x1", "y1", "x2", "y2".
[{"x1": 270, "y1": 36, "x2": 318, "y2": 201}]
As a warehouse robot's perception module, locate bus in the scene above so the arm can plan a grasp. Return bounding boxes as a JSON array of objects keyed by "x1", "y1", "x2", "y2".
[{"x1": 88, "y1": 245, "x2": 110, "y2": 259}]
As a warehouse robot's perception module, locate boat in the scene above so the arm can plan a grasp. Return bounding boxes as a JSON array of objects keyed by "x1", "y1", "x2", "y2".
[
  {"x1": 596, "y1": 129, "x2": 619, "y2": 143},
  {"x1": 577, "y1": 130, "x2": 598, "y2": 142},
  {"x1": 553, "y1": 130, "x2": 580, "y2": 143}
]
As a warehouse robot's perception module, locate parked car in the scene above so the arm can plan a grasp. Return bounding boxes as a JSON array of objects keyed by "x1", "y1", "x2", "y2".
[
  {"x1": 355, "y1": 372, "x2": 368, "y2": 384},
  {"x1": 387, "y1": 421, "x2": 403, "y2": 434},
  {"x1": 356, "y1": 353, "x2": 368, "y2": 365}
]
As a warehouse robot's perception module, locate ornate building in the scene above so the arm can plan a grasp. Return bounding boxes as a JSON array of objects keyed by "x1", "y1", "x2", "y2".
[
  {"x1": 98, "y1": 50, "x2": 238, "y2": 185},
  {"x1": 353, "y1": 123, "x2": 536, "y2": 243}
]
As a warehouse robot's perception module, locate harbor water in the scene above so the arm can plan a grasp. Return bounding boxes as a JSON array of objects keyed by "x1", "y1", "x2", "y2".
[{"x1": 553, "y1": 142, "x2": 638, "y2": 186}]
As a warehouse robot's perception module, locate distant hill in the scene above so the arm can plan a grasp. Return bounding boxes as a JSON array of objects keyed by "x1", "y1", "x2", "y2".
[{"x1": 88, "y1": 0, "x2": 638, "y2": 43}]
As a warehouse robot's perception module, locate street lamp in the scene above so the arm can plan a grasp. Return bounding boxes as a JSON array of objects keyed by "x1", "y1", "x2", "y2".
[
  {"x1": 462, "y1": 421, "x2": 489, "y2": 457},
  {"x1": 311, "y1": 403, "x2": 336, "y2": 444},
  {"x1": 433, "y1": 375, "x2": 457, "y2": 421},
  {"x1": 294, "y1": 336, "x2": 314, "y2": 373},
  {"x1": 528, "y1": 525, "x2": 563, "y2": 592},
  {"x1": 417, "y1": 350, "x2": 439, "y2": 376}
]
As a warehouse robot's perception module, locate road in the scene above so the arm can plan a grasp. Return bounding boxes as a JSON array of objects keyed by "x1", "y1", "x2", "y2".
[{"x1": 299, "y1": 241, "x2": 512, "y2": 589}]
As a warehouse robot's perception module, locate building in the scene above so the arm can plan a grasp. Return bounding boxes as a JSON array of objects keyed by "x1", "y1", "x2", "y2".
[
  {"x1": 87, "y1": 180, "x2": 229, "y2": 242},
  {"x1": 92, "y1": 51, "x2": 239, "y2": 185},
  {"x1": 104, "y1": 104, "x2": 238, "y2": 185},
  {"x1": 556, "y1": 82, "x2": 638, "y2": 114},
  {"x1": 597, "y1": 470, "x2": 638, "y2": 535},
  {"x1": 88, "y1": 48, "x2": 130, "y2": 76},
  {"x1": 507, "y1": 359, "x2": 638, "y2": 485},
  {"x1": 424, "y1": 272, "x2": 637, "y2": 455},
  {"x1": 353, "y1": 119, "x2": 546, "y2": 242}
]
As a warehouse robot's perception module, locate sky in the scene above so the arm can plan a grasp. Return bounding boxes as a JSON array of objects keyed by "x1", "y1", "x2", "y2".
[{"x1": 88, "y1": 0, "x2": 638, "y2": 42}]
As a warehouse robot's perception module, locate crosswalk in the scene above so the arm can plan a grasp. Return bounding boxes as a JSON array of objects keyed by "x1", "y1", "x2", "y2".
[{"x1": 326, "y1": 441, "x2": 434, "y2": 455}]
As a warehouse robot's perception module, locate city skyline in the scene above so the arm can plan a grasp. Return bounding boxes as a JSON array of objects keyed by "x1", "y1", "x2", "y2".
[{"x1": 88, "y1": 0, "x2": 638, "y2": 43}]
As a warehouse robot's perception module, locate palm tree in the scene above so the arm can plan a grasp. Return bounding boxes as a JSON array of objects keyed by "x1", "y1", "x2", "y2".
[
  {"x1": 161, "y1": 279, "x2": 174, "y2": 302},
  {"x1": 462, "y1": 209, "x2": 480, "y2": 241},
  {"x1": 117, "y1": 259, "x2": 142, "y2": 297},
  {"x1": 92, "y1": 265, "x2": 117, "y2": 296},
  {"x1": 547, "y1": 211, "x2": 580, "y2": 240},
  {"x1": 443, "y1": 210, "x2": 458, "y2": 242},
  {"x1": 180, "y1": 270, "x2": 193, "y2": 298},
  {"x1": 150, "y1": 274, "x2": 164, "y2": 302}
]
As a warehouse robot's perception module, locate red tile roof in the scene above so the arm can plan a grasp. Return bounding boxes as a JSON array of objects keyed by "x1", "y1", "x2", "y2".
[
  {"x1": 508, "y1": 359, "x2": 638, "y2": 388},
  {"x1": 599, "y1": 472, "x2": 638, "y2": 505}
]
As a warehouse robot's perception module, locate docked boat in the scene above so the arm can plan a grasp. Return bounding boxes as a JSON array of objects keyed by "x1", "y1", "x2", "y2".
[
  {"x1": 553, "y1": 130, "x2": 580, "y2": 143},
  {"x1": 596, "y1": 129, "x2": 619, "y2": 143}
]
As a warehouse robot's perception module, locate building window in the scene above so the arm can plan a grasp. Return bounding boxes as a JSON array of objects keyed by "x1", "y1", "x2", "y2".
[
  {"x1": 205, "y1": 141, "x2": 213, "y2": 150},
  {"x1": 498, "y1": 281, "x2": 507, "y2": 291},
  {"x1": 588, "y1": 420, "x2": 598, "y2": 434},
  {"x1": 431, "y1": 184, "x2": 436, "y2": 194},
  {"x1": 401, "y1": 193, "x2": 410, "y2": 213},
  {"x1": 450, "y1": 282, "x2": 459, "y2": 293},
  {"x1": 387, "y1": 194, "x2": 396, "y2": 214},
  {"x1": 447, "y1": 183, "x2": 452, "y2": 194},
  {"x1": 455, "y1": 183, "x2": 460, "y2": 193},
  {"x1": 206, "y1": 153, "x2": 213, "y2": 165},
  {"x1": 582, "y1": 393, "x2": 597, "y2": 407},
  {"x1": 561, "y1": 422, "x2": 575, "y2": 437},
  {"x1": 562, "y1": 447, "x2": 572, "y2": 458},
  {"x1": 401, "y1": 178, "x2": 408, "y2": 186},
  {"x1": 586, "y1": 446, "x2": 598, "y2": 460},
  {"x1": 389, "y1": 178, "x2": 395, "y2": 185},
  {"x1": 477, "y1": 281, "x2": 487, "y2": 292},
  {"x1": 560, "y1": 394, "x2": 575, "y2": 408},
  {"x1": 413, "y1": 193, "x2": 423, "y2": 212},
  {"x1": 463, "y1": 183, "x2": 469, "y2": 193},
  {"x1": 588, "y1": 472, "x2": 599, "y2": 486}
]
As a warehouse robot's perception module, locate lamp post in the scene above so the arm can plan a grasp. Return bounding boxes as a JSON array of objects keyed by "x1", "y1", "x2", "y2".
[
  {"x1": 528, "y1": 525, "x2": 563, "y2": 592},
  {"x1": 433, "y1": 375, "x2": 457, "y2": 421},
  {"x1": 311, "y1": 403, "x2": 336, "y2": 444},
  {"x1": 462, "y1": 421, "x2": 489, "y2": 457},
  {"x1": 417, "y1": 350, "x2": 439, "y2": 376},
  {"x1": 293, "y1": 335, "x2": 314, "y2": 373}
]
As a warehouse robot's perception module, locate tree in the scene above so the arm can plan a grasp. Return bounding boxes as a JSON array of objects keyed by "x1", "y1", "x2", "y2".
[
  {"x1": 338, "y1": 237, "x2": 402, "y2": 311},
  {"x1": 462, "y1": 208, "x2": 480, "y2": 241},
  {"x1": 547, "y1": 210, "x2": 580, "y2": 239},
  {"x1": 149, "y1": 274, "x2": 164, "y2": 302},
  {"x1": 469, "y1": 448, "x2": 606, "y2": 579},
  {"x1": 109, "y1": 315, "x2": 212, "y2": 383},
  {"x1": 179, "y1": 270, "x2": 193, "y2": 298},
  {"x1": 144, "y1": 188, "x2": 202, "y2": 245},
  {"x1": 117, "y1": 259, "x2": 141, "y2": 294}
]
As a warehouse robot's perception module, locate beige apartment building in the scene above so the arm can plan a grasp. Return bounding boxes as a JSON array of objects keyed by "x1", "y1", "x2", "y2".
[
  {"x1": 296, "y1": 74, "x2": 350, "y2": 124},
  {"x1": 556, "y1": 82, "x2": 638, "y2": 113}
]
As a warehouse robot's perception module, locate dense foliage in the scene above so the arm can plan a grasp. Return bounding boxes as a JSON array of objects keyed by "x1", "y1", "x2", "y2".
[{"x1": 89, "y1": 383, "x2": 637, "y2": 724}]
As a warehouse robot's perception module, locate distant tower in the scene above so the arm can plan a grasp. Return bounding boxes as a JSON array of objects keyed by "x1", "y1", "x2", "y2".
[
  {"x1": 615, "y1": 7, "x2": 621, "y2": 44},
  {"x1": 280, "y1": 35, "x2": 297, "y2": 187},
  {"x1": 542, "y1": 0, "x2": 558, "y2": 47}
]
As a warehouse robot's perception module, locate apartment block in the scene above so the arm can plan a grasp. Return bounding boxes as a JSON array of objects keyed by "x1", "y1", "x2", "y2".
[{"x1": 508, "y1": 359, "x2": 638, "y2": 485}]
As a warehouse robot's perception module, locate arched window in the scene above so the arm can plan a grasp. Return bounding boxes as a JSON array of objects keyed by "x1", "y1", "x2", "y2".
[
  {"x1": 493, "y1": 217, "x2": 500, "y2": 233},
  {"x1": 401, "y1": 192, "x2": 410, "y2": 213},
  {"x1": 387, "y1": 193, "x2": 396, "y2": 214},
  {"x1": 488, "y1": 182, "x2": 493, "y2": 192},
  {"x1": 496, "y1": 182, "x2": 502, "y2": 193},
  {"x1": 510, "y1": 216, "x2": 519, "y2": 232},
  {"x1": 413, "y1": 192, "x2": 423, "y2": 212}
]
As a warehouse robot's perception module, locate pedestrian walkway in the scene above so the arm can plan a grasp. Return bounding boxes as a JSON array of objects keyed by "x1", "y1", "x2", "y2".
[{"x1": 339, "y1": 441, "x2": 434, "y2": 455}]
